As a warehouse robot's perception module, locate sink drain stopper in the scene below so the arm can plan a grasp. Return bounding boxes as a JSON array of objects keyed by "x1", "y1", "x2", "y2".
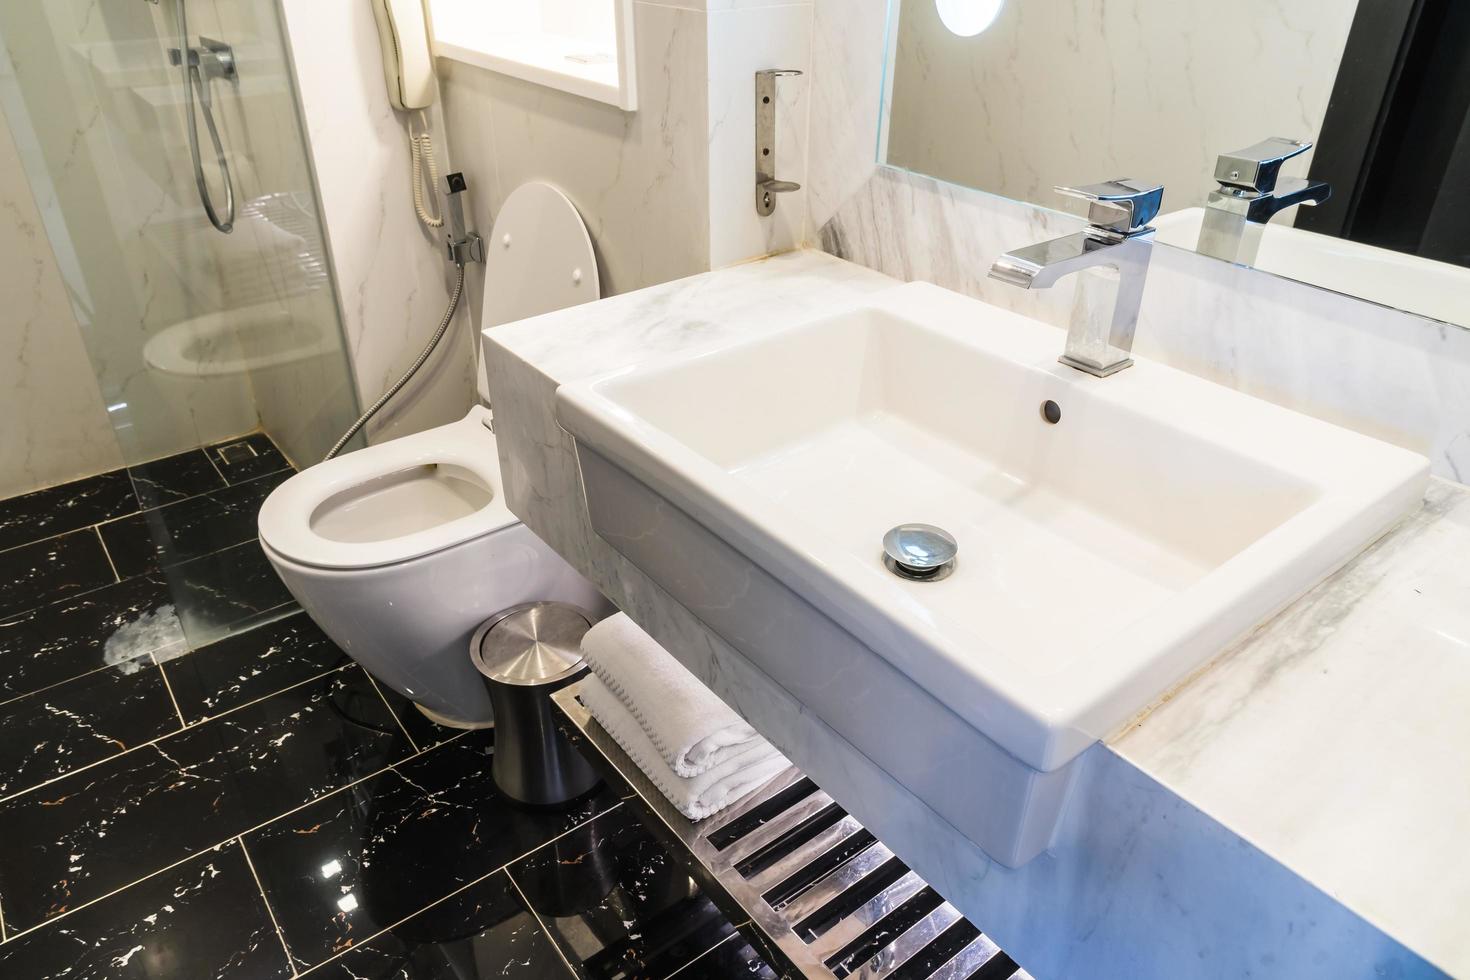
[{"x1": 882, "y1": 524, "x2": 958, "y2": 581}]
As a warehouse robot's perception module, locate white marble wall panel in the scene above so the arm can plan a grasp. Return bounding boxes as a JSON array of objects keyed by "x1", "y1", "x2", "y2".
[
  {"x1": 706, "y1": 1, "x2": 813, "y2": 267},
  {"x1": 0, "y1": 103, "x2": 123, "y2": 498},
  {"x1": 439, "y1": 1, "x2": 712, "y2": 304},
  {"x1": 886, "y1": 0, "x2": 1360, "y2": 214},
  {"x1": 439, "y1": 0, "x2": 712, "y2": 400},
  {"x1": 280, "y1": 0, "x2": 473, "y2": 445},
  {"x1": 1, "y1": 1, "x2": 262, "y2": 467}
]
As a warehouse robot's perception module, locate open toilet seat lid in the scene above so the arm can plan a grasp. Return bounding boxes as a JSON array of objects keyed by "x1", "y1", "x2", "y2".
[
  {"x1": 258, "y1": 406, "x2": 518, "y2": 570},
  {"x1": 477, "y1": 182, "x2": 601, "y2": 402}
]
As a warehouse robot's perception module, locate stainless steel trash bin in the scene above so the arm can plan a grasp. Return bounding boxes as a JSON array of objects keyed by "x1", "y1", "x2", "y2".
[{"x1": 471, "y1": 602, "x2": 602, "y2": 806}]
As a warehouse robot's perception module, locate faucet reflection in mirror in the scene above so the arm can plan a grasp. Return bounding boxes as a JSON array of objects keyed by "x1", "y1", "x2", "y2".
[
  {"x1": 1197, "y1": 137, "x2": 1331, "y2": 266},
  {"x1": 989, "y1": 179, "x2": 1162, "y2": 377}
]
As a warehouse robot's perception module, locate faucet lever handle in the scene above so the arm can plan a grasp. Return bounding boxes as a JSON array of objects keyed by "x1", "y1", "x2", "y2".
[
  {"x1": 1214, "y1": 137, "x2": 1312, "y2": 194},
  {"x1": 1054, "y1": 179, "x2": 1164, "y2": 237}
]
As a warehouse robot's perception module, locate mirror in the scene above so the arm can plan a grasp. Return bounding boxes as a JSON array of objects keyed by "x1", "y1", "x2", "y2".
[{"x1": 882, "y1": 0, "x2": 1470, "y2": 329}]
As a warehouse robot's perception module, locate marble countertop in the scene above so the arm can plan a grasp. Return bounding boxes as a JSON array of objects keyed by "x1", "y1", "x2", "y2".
[{"x1": 485, "y1": 249, "x2": 1469, "y2": 976}]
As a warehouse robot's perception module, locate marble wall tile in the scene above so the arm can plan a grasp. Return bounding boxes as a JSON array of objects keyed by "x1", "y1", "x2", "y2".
[
  {"x1": 279, "y1": 0, "x2": 475, "y2": 445},
  {"x1": 440, "y1": 1, "x2": 712, "y2": 302},
  {"x1": 0, "y1": 90, "x2": 124, "y2": 499},
  {"x1": 706, "y1": 2, "x2": 814, "y2": 267},
  {"x1": 1, "y1": 0, "x2": 363, "y2": 475},
  {"x1": 440, "y1": 0, "x2": 713, "y2": 402},
  {"x1": 886, "y1": 0, "x2": 1358, "y2": 213},
  {"x1": 0, "y1": 2, "x2": 263, "y2": 467}
]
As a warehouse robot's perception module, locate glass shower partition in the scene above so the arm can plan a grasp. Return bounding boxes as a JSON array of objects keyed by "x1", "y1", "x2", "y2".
[{"x1": 0, "y1": 0, "x2": 360, "y2": 650}]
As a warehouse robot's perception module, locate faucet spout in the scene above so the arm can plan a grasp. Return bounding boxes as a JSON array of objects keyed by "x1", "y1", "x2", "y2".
[
  {"x1": 989, "y1": 181, "x2": 1159, "y2": 379},
  {"x1": 1252, "y1": 176, "x2": 1332, "y2": 221},
  {"x1": 989, "y1": 231, "x2": 1131, "y2": 290}
]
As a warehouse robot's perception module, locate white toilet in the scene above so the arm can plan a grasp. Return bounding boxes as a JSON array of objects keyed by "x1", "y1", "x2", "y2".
[{"x1": 258, "y1": 183, "x2": 610, "y2": 727}]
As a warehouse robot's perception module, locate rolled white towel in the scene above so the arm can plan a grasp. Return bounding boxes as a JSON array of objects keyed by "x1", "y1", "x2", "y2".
[
  {"x1": 581, "y1": 677, "x2": 789, "y2": 822},
  {"x1": 583, "y1": 614, "x2": 759, "y2": 778}
]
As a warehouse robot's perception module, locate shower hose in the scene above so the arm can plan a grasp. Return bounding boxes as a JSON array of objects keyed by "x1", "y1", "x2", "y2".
[{"x1": 324, "y1": 263, "x2": 466, "y2": 460}]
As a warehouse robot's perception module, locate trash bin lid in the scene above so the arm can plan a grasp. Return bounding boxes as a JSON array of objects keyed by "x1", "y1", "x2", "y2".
[{"x1": 471, "y1": 602, "x2": 592, "y2": 687}]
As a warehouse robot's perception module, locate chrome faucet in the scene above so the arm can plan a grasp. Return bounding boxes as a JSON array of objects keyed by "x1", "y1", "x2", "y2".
[
  {"x1": 1196, "y1": 138, "x2": 1331, "y2": 265},
  {"x1": 989, "y1": 179, "x2": 1163, "y2": 378}
]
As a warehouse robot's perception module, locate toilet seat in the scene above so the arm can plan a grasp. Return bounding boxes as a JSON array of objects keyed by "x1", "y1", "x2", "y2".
[{"x1": 258, "y1": 406, "x2": 515, "y2": 570}]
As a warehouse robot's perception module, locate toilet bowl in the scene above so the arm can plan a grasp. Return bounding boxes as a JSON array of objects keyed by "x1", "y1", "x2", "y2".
[
  {"x1": 258, "y1": 406, "x2": 608, "y2": 725},
  {"x1": 257, "y1": 182, "x2": 609, "y2": 727}
]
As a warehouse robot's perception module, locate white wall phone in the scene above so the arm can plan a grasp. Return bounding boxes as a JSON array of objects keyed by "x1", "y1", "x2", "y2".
[
  {"x1": 370, "y1": 0, "x2": 435, "y2": 111},
  {"x1": 369, "y1": 0, "x2": 443, "y2": 230}
]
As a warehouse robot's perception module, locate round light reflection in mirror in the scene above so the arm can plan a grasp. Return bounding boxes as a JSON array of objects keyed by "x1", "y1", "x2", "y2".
[{"x1": 936, "y1": 0, "x2": 1005, "y2": 36}]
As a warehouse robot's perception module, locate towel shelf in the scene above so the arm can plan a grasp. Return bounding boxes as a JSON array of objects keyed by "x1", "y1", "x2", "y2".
[{"x1": 551, "y1": 680, "x2": 1033, "y2": 980}]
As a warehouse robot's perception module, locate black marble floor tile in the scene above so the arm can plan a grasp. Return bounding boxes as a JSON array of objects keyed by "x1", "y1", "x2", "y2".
[
  {"x1": 162, "y1": 610, "x2": 348, "y2": 724},
  {"x1": 510, "y1": 804, "x2": 743, "y2": 980},
  {"x1": 99, "y1": 471, "x2": 292, "y2": 579},
  {"x1": 0, "y1": 530, "x2": 116, "y2": 619},
  {"x1": 0, "y1": 666, "x2": 412, "y2": 932},
  {"x1": 166, "y1": 538, "x2": 296, "y2": 649},
  {"x1": 313, "y1": 871, "x2": 574, "y2": 980},
  {"x1": 245, "y1": 732, "x2": 622, "y2": 971},
  {"x1": 0, "y1": 661, "x2": 180, "y2": 797},
  {"x1": 0, "y1": 842, "x2": 291, "y2": 979},
  {"x1": 0, "y1": 573, "x2": 182, "y2": 704},
  {"x1": 209, "y1": 432, "x2": 292, "y2": 484},
  {"x1": 0, "y1": 470, "x2": 137, "y2": 553},
  {"x1": 126, "y1": 448, "x2": 227, "y2": 509},
  {"x1": 669, "y1": 933, "x2": 783, "y2": 979},
  {"x1": 370, "y1": 678, "x2": 470, "y2": 753}
]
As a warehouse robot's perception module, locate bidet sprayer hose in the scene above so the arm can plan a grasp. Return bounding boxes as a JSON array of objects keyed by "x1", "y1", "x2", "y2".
[{"x1": 323, "y1": 264, "x2": 466, "y2": 461}]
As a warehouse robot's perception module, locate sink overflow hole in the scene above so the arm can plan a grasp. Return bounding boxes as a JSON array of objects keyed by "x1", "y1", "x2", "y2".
[{"x1": 1041, "y1": 400, "x2": 1062, "y2": 424}]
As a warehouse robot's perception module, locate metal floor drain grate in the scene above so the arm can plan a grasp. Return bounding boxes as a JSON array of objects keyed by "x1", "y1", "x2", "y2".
[
  {"x1": 553, "y1": 682, "x2": 1032, "y2": 980},
  {"x1": 215, "y1": 440, "x2": 260, "y2": 466}
]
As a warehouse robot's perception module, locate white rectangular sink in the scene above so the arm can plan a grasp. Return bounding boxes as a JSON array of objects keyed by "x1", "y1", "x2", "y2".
[{"x1": 556, "y1": 281, "x2": 1428, "y2": 865}]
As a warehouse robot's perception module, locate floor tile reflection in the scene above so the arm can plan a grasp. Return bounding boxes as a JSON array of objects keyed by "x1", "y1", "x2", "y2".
[
  {"x1": 99, "y1": 472, "x2": 291, "y2": 579},
  {"x1": 510, "y1": 804, "x2": 746, "y2": 980},
  {"x1": 0, "y1": 661, "x2": 180, "y2": 797},
  {"x1": 246, "y1": 733, "x2": 622, "y2": 970},
  {"x1": 0, "y1": 842, "x2": 290, "y2": 979},
  {"x1": 0, "y1": 470, "x2": 135, "y2": 553},
  {"x1": 0, "y1": 667, "x2": 411, "y2": 932},
  {"x1": 126, "y1": 449, "x2": 227, "y2": 508},
  {"x1": 161, "y1": 610, "x2": 347, "y2": 723},
  {"x1": 671, "y1": 933, "x2": 785, "y2": 979},
  {"x1": 167, "y1": 539, "x2": 296, "y2": 649},
  {"x1": 0, "y1": 573, "x2": 181, "y2": 703},
  {"x1": 0, "y1": 530, "x2": 115, "y2": 619},
  {"x1": 316, "y1": 871, "x2": 575, "y2": 980}
]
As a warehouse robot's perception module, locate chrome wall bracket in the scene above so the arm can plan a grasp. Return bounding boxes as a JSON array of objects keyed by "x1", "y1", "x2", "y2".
[{"x1": 756, "y1": 69, "x2": 803, "y2": 217}]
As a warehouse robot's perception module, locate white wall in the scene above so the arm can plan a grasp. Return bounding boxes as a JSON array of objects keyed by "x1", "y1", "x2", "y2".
[{"x1": 886, "y1": 0, "x2": 1361, "y2": 214}]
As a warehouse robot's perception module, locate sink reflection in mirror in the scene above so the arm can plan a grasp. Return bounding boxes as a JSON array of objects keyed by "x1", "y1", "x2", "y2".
[{"x1": 882, "y1": 0, "x2": 1470, "y2": 330}]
